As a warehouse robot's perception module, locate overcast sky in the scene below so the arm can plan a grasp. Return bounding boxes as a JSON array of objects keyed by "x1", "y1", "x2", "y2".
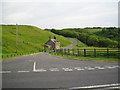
[{"x1": 1, "y1": 0, "x2": 119, "y2": 29}]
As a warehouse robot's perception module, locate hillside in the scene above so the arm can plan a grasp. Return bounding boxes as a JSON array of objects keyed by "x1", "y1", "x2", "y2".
[
  {"x1": 50, "y1": 28, "x2": 119, "y2": 48},
  {"x1": 2, "y1": 25, "x2": 73, "y2": 54},
  {"x1": 94, "y1": 27, "x2": 119, "y2": 41}
]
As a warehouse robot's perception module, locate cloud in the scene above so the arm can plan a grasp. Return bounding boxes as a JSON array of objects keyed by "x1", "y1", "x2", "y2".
[
  {"x1": 1, "y1": 1, "x2": 118, "y2": 28},
  {"x1": 2, "y1": 0, "x2": 119, "y2": 3}
]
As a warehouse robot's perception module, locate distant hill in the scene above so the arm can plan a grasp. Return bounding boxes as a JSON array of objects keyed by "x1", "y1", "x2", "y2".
[
  {"x1": 50, "y1": 28, "x2": 119, "y2": 48},
  {"x1": 94, "y1": 27, "x2": 119, "y2": 41},
  {"x1": 2, "y1": 25, "x2": 73, "y2": 54}
]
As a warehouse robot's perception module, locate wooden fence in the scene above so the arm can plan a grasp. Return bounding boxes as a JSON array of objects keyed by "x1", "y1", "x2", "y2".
[{"x1": 53, "y1": 48, "x2": 120, "y2": 58}]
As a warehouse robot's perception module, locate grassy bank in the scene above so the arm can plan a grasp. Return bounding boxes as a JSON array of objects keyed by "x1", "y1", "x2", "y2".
[
  {"x1": 2, "y1": 25, "x2": 73, "y2": 59},
  {"x1": 50, "y1": 52, "x2": 119, "y2": 62}
]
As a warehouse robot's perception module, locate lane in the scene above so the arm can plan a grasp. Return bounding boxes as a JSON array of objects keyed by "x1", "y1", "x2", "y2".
[
  {"x1": 2, "y1": 53, "x2": 118, "y2": 71},
  {"x1": 33, "y1": 53, "x2": 118, "y2": 69},
  {"x1": 63, "y1": 38, "x2": 78, "y2": 49},
  {"x1": 2, "y1": 38, "x2": 119, "y2": 88},
  {"x1": 2, "y1": 68, "x2": 118, "y2": 88},
  {"x1": 1, "y1": 65, "x2": 119, "y2": 73},
  {"x1": 2, "y1": 53, "x2": 119, "y2": 88}
]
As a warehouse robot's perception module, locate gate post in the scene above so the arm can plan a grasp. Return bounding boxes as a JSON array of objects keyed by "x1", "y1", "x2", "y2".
[{"x1": 84, "y1": 49, "x2": 86, "y2": 57}]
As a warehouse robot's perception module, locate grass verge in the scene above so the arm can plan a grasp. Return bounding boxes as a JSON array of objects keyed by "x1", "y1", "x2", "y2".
[{"x1": 50, "y1": 52, "x2": 119, "y2": 62}]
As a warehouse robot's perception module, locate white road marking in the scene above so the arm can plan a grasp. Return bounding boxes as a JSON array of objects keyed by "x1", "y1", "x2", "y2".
[
  {"x1": 105, "y1": 66, "x2": 119, "y2": 69},
  {"x1": 62, "y1": 68, "x2": 73, "y2": 71},
  {"x1": 33, "y1": 61, "x2": 36, "y2": 71},
  {"x1": 95, "y1": 66, "x2": 105, "y2": 70},
  {"x1": 113, "y1": 65, "x2": 119, "y2": 68},
  {"x1": 49, "y1": 68, "x2": 59, "y2": 71},
  {"x1": 1, "y1": 65, "x2": 118, "y2": 73},
  {"x1": 0, "y1": 71, "x2": 11, "y2": 73},
  {"x1": 74, "y1": 67, "x2": 85, "y2": 71},
  {"x1": 33, "y1": 69, "x2": 47, "y2": 72},
  {"x1": 106, "y1": 86, "x2": 120, "y2": 89},
  {"x1": 87, "y1": 67, "x2": 95, "y2": 70},
  {"x1": 70, "y1": 83, "x2": 120, "y2": 89},
  {"x1": 18, "y1": 71, "x2": 30, "y2": 73}
]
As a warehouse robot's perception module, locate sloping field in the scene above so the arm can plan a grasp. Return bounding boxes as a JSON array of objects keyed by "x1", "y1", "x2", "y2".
[{"x1": 2, "y1": 25, "x2": 73, "y2": 54}]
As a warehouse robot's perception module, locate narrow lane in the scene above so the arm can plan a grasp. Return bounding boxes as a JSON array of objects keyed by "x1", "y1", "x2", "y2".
[
  {"x1": 2, "y1": 38, "x2": 119, "y2": 88},
  {"x1": 63, "y1": 38, "x2": 78, "y2": 49}
]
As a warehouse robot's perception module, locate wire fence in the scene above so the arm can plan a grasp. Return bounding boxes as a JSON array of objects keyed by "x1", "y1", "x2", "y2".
[{"x1": 52, "y1": 48, "x2": 120, "y2": 58}]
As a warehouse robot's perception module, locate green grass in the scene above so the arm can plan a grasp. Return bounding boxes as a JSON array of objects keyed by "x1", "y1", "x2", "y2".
[
  {"x1": 2, "y1": 25, "x2": 73, "y2": 59},
  {"x1": 50, "y1": 38, "x2": 119, "y2": 62},
  {"x1": 83, "y1": 28, "x2": 103, "y2": 34},
  {"x1": 51, "y1": 52, "x2": 119, "y2": 62},
  {"x1": 73, "y1": 38, "x2": 87, "y2": 48},
  {"x1": 74, "y1": 46, "x2": 117, "y2": 49}
]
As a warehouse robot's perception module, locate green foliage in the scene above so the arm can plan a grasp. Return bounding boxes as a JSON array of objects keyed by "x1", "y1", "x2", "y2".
[
  {"x1": 95, "y1": 27, "x2": 119, "y2": 41},
  {"x1": 2, "y1": 25, "x2": 73, "y2": 54},
  {"x1": 51, "y1": 28, "x2": 119, "y2": 48},
  {"x1": 73, "y1": 38, "x2": 87, "y2": 48}
]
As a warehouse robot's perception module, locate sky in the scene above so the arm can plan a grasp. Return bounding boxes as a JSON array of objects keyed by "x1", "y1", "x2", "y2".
[{"x1": 1, "y1": 0, "x2": 119, "y2": 29}]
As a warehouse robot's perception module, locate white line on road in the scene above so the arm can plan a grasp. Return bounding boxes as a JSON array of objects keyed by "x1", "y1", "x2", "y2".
[
  {"x1": 33, "y1": 69, "x2": 47, "y2": 72},
  {"x1": 0, "y1": 71, "x2": 11, "y2": 73},
  {"x1": 33, "y1": 61, "x2": 36, "y2": 71},
  {"x1": 18, "y1": 71, "x2": 30, "y2": 73},
  {"x1": 49, "y1": 68, "x2": 59, "y2": 71},
  {"x1": 87, "y1": 67, "x2": 95, "y2": 70},
  {"x1": 74, "y1": 67, "x2": 85, "y2": 71},
  {"x1": 105, "y1": 66, "x2": 118, "y2": 69},
  {"x1": 2, "y1": 65, "x2": 118, "y2": 74},
  {"x1": 69, "y1": 83, "x2": 120, "y2": 89},
  {"x1": 94, "y1": 66, "x2": 105, "y2": 70},
  {"x1": 62, "y1": 68, "x2": 73, "y2": 71}
]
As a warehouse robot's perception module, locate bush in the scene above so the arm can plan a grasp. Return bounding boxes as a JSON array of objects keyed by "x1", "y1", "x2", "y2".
[{"x1": 51, "y1": 28, "x2": 119, "y2": 48}]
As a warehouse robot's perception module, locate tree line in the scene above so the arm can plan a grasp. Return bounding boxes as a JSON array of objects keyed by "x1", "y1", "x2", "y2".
[{"x1": 50, "y1": 28, "x2": 119, "y2": 48}]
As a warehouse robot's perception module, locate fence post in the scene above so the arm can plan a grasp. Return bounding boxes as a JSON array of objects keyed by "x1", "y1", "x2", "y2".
[
  {"x1": 61, "y1": 49, "x2": 63, "y2": 56},
  {"x1": 62, "y1": 49, "x2": 64, "y2": 56},
  {"x1": 39, "y1": 48, "x2": 41, "y2": 52},
  {"x1": 60, "y1": 49, "x2": 62, "y2": 55},
  {"x1": 84, "y1": 49, "x2": 86, "y2": 57},
  {"x1": 58, "y1": 49, "x2": 60, "y2": 55},
  {"x1": 78, "y1": 49, "x2": 80, "y2": 56},
  {"x1": 73, "y1": 49, "x2": 74, "y2": 56},
  {"x1": 107, "y1": 48, "x2": 109, "y2": 57},
  {"x1": 7, "y1": 54, "x2": 9, "y2": 57},
  {"x1": 64, "y1": 49, "x2": 66, "y2": 55},
  {"x1": 94, "y1": 49, "x2": 96, "y2": 57},
  {"x1": 68, "y1": 49, "x2": 70, "y2": 55},
  {"x1": 66, "y1": 49, "x2": 68, "y2": 56}
]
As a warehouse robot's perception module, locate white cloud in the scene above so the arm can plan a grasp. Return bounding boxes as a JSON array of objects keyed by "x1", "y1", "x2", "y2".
[
  {"x1": 1, "y1": 0, "x2": 118, "y2": 28},
  {"x1": 2, "y1": 0, "x2": 120, "y2": 2}
]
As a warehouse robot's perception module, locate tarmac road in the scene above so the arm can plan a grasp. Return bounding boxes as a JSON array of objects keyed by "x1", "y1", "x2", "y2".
[
  {"x1": 2, "y1": 53, "x2": 119, "y2": 88},
  {"x1": 63, "y1": 38, "x2": 78, "y2": 49},
  {"x1": 2, "y1": 38, "x2": 119, "y2": 89}
]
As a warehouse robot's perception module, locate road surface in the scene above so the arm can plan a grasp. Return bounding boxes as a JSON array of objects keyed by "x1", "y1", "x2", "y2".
[
  {"x1": 63, "y1": 38, "x2": 78, "y2": 49},
  {"x1": 2, "y1": 38, "x2": 119, "y2": 89}
]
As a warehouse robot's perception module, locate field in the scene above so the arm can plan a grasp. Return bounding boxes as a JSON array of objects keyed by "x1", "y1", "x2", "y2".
[
  {"x1": 2, "y1": 25, "x2": 73, "y2": 59},
  {"x1": 51, "y1": 53, "x2": 119, "y2": 62},
  {"x1": 49, "y1": 27, "x2": 119, "y2": 61}
]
